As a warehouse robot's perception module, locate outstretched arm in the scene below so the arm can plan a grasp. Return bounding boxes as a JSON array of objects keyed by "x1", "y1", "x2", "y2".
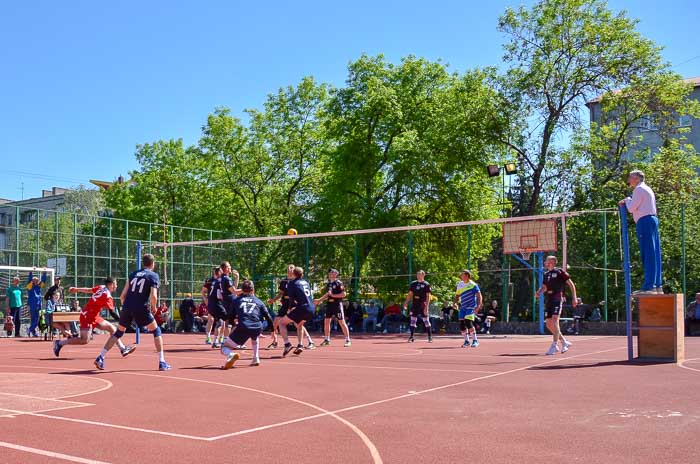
[
  {"x1": 566, "y1": 280, "x2": 578, "y2": 307},
  {"x1": 69, "y1": 287, "x2": 94, "y2": 295}
]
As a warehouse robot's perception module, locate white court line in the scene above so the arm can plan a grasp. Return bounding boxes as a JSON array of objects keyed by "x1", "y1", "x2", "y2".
[
  {"x1": 0, "y1": 440, "x2": 110, "y2": 464},
  {"x1": 274, "y1": 360, "x2": 500, "y2": 374},
  {"x1": 678, "y1": 358, "x2": 700, "y2": 373},
  {"x1": 0, "y1": 404, "x2": 94, "y2": 419},
  {"x1": 120, "y1": 372, "x2": 384, "y2": 464},
  {"x1": 0, "y1": 371, "x2": 114, "y2": 400}
]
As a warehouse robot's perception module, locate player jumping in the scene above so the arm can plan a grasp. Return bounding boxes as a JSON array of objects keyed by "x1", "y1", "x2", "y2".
[
  {"x1": 53, "y1": 278, "x2": 136, "y2": 358},
  {"x1": 95, "y1": 253, "x2": 170, "y2": 371},
  {"x1": 201, "y1": 266, "x2": 222, "y2": 345},
  {"x1": 267, "y1": 264, "x2": 315, "y2": 350},
  {"x1": 205, "y1": 267, "x2": 228, "y2": 349},
  {"x1": 221, "y1": 280, "x2": 274, "y2": 369},
  {"x1": 315, "y1": 268, "x2": 351, "y2": 347},
  {"x1": 535, "y1": 256, "x2": 577, "y2": 355},
  {"x1": 403, "y1": 270, "x2": 433, "y2": 343},
  {"x1": 220, "y1": 261, "x2": 240, "y2": 347},
  {"x1": 275, "y1": 266, "x2": 316, "y2": 357},
  {"x1": 454, "y1": 270, "x2": 482, "y2": 348}
]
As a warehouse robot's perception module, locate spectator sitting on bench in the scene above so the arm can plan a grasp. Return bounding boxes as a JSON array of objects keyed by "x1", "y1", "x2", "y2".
[
  {"x1": 480, "y1": 300, "x2": 500, "y2": 334},
  {"x1": 363, "y1": 300, "x2": 379, "y2": 333},
  {"x1": 686, "y1": 293, "x2": 700, "y2": 336},
  {"x1": 377, "y1": 301, "x2": 402, "y2": 333},
  {"x1": 193, "y1": 303, "x2": 209, "y2": 332}
]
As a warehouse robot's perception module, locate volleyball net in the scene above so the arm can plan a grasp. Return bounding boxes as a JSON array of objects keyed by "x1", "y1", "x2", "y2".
[{"x1": 150, "y1": 209, "x2": 631, "y2": 324}]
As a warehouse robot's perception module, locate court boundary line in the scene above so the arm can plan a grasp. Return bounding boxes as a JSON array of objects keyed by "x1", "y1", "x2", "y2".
[
  {"x1": 678, "y1": 357, "x2": 700, "y2": 373},
  {"x1": 0, "y1": 440, "x2": 110, "y2": 464}
]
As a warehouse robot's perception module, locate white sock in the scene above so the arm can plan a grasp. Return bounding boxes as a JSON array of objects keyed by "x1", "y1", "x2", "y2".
[
  {"x1": 158, "y1": 351, "x2": 165, "y2": 363},
  {"x1": 252, "y1": 338, "x2": 259, "y2": 359},
  {"x1": 221, "y1": 346, "x2": 232, "y2": 357},
  {"x1": 100, "y1": 348, "x2": 107, "y2": 357},
  {"x1": 472, "y1": 332, "x2": 478, "y2": 341},
  {"x1": 464, "y1": 333, "x2": 470, "y2": 343}
]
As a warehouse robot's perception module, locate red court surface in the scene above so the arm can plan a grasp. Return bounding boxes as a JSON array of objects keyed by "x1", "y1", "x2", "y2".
[{"x1": 1, "y1": 333, "x2": 698, "y2": 464}]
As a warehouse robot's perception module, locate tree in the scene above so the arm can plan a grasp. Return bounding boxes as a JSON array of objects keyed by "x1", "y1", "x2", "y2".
[{"x1": 497, "y1": 0, "x2": 668, "y2": 215}]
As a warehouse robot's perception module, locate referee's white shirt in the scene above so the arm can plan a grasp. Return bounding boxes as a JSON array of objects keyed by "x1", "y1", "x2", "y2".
[{"x1": 624, "y1": 182, "x2": 657, "y2": 223}]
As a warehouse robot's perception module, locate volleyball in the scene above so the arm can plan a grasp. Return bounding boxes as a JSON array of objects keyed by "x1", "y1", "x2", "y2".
[{"x1": 287, "y1": 228, "x2": 298, "y2": 236}]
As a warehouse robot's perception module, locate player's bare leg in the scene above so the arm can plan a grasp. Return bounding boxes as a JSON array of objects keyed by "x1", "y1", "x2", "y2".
[
  {"x1": 205, "y1": 316, "x2": 214, "y2": 344},
  {"x1": 551, "y1": 315, "x2": 571, "y2": 353},
  {"x1": 54, "y1": 322, "x2": 134, "y2": 358},
  {"x1": 302, "y1": 326, "x2": 315, "y2": 349},
  {"x1": 293, "y1": 322, "x2": 305, "y2": 354},
  {"x1": 322, "y1": 318, "x2": 332, "y2": 345},
  {"x1": 338, "y1": 318, "x2": 351, "y2": 347},
  {"x1": 267, "y1": 318, "x2": 280, "y2": 349}
]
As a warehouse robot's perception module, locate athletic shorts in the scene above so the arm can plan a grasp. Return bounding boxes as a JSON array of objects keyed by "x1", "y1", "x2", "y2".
[
  {"x1": 229, "y1": 325, "x2": 261, "y2": 346},
  {"x1": 209, "y1": 302, "x2": 227, "y2": 322},
  {"x1": 277, "y1": 305, "x2": 289, "y2": 318},
  {"x1": 545, "y1": 300, "x2": 563, "y2": 319},
  {"x1": 118, "y1": 305, "x2": 155, "y2": 329},
  {"x1": 459, "y1": 308, "x2": 477, "y2": 320},
  {"x1": 287, "y1": 307, "x2": 314, "y2": 324},
  {"x1": 80, "y1": 311, "x2": 105, "y2": 330},
  {"x1": 460, "y1": 319, "x2": 475, "y2": 330},
  {"x1": 324, "y1": 304, "x2": 344, "y2": 319},
  {"x1": 411, "y1": 301, "x2": 428, "y2": 317}
]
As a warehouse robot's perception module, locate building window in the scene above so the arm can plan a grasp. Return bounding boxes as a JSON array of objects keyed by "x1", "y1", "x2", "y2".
[
  {"x1": 678, "y1": 114, "x2": 693, "y2": 128},
  {"x1": 640, "y1": 115, "x2": 657, "y2": 132}
]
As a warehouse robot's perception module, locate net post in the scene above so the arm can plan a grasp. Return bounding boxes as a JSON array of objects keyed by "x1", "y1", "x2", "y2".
[
  {"x1": 135, "y1": 240, "x2": 142, "y2": 345},
  {"x1": 15, "y1": 206, "x2": 20, "y2": 266},
  {"x1": 466, "y1": 225, "x2": 472, "y2": 270},
  {"x1": 353, "y1": 236, "x2": 360, "y2": 301},
  {"x1": 681, "y1": 203, "x2": 686, "y2": 306},
  {"x1": 304, "y1": 238, "x2": 310, "y2": 277},
  {"x1": 531, "y1": 254, "x2": 536, "y2": 323},
  {"x1": 407, "y1": 231, "x2": 413, "y2": 283},
  {"x1": 501, "y1": 253, "x2": 509, "y2": 322},
  {"x1": 618, "y1": 205, "x2": 633, "y2": 361},
  {"x1": 602, "y1": 212, "x2": 608, "y2": 321},
  {"x1": 537, "y1": 252, "x2": 544, "y2": 335},
  {"x1": 561, "y1": 214, "x2": 567, "y2": 270}
]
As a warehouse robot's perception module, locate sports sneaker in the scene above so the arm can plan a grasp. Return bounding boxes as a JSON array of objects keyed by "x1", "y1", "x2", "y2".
[
  {"x1": 223, "y1": 353, "x2": 240, "y2": 370},
  {"x1": 237, "y1": 344, "x2": 248, "y2": 350},
  {"x1": 94, "y1": 355, "x2": 105, "y2": 370},
  {"x1": 120, "y1": 345, "x2": 136, "y2": 357},
  {"x1": 408, "y1": 337, "x2": 415, "y2": 343},
  {"x1": 53, "y1": 340, "x2": 62, "y2": 357},
  {"x1": 293, "y1": 344, "x2": 304, "y2": 355},
  {"x1": 461, "y1": 341, "x2": 469, "y2": 348},
  {"x1": 320, "y1": 339, "x2": 331, "y2": 347},
  {"x1": 205, "y1": 336, "x2": 212, "y2": 345},
  {"x1": 212, "y1": 342, "x2": 220, "y2": 349},
  {"x1": 282, "y1": 343, "x2": 294, "y2": 357},
  {"x1": 250, "y1": 357, "x2": 260, "y2": 366},
  {"x1": 561, "y1": 340, "x2": 572, "y2": 353},
  {"x1": 471, "y1": 340, "x2": 479, "y2": 348},
  {"x1": 159, "y1": 361, "x2": 172, "y2": 371},
  {"x1": 306, "y1": 342, "x2": 316, "y2": 350},
  {"x1": 344, "y1": 340, "x2": 351, "y2": 347},
  {"x1": 545, "y1": 343, "x2": 560, "y2": 356},
  {"x1": 267, "y1": 341, "x2": 278, "y2": 350},
  {"x1": 428, "y1": 337, "x2": 433, "y2": 343}
]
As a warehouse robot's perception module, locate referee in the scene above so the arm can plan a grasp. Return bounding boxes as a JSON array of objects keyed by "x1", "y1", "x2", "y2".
[{"x1": 619, "y1": 169, "x2": 662, "y2": 295}]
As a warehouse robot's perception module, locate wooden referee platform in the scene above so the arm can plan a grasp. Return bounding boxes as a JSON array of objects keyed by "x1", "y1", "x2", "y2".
[{"x1": 633, "y1": 294, "x2": 684, "y2": 363}]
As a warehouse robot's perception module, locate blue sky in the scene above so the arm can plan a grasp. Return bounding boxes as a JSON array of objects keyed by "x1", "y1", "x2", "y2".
[{"x1": 1, "y1": 0, "x2": 697, "y2": 201}]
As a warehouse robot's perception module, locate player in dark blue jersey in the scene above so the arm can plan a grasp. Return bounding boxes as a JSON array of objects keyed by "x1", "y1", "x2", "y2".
[
  {"x1": 95, "y1": 254, "x2": 171, "y2": 371},
  {"x1": 206, "y1": 269, "x2": 228, "y2": 349},
  {"x1": 219, "y1": 261, "x2": 240, "y2": 347},
  {"x1": 403, "y1": 270, "x2": 433, "y2": 343},
  {"x1": 220, "y1": 280, "x2": 274, "y2": 369},
  {"x1": 274, "y1": 266, "x2": 315, "y2": 357},
  {"x1": 201, "y1": 266, "x2": 222, "y2": 345},
  {"x1": 314, "y1": 268, "x2": 351, "y2": 347},
  {"x1": 267, "y1": 264, "x2": 315, "y2": 350}
]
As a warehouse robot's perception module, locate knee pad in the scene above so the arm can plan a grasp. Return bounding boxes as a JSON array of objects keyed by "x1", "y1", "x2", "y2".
[
  {"x1": 153, "y1": 326, "x2": 162, "y2": 337},
  {"x1": 113, "y1": 329, "x2": 124, "y2": 339},
  {"x1": 422, "y1": 317, "x2": 431, "y2": 327},
  {"x1": 410, "y1": 316, "x2": 418, "y2": 328},
  {"x1": 459, "y1": 320, "x2": 467, "y2": 332}
]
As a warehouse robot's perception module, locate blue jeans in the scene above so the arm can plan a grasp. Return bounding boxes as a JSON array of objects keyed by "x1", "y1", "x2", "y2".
[
  {"x1": 28, "y1": 302, "x2": 41, "y2": 335},
  {"x1": 10, "y1": 307, "x2": 21, "y2": 336},
  {"x1": 636, "y1": 214, "x2": 662, "y2": 290}
]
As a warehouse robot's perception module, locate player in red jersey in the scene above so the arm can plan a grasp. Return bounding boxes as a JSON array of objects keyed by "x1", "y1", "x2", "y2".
[{"x1": 52, "y1": 277, "x2": 135, "y2": 358}]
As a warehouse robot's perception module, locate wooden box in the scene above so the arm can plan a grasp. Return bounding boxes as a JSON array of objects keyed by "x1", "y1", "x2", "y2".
[{"x1": 636, "y1": 294, "x2": 684, "y2": 363}]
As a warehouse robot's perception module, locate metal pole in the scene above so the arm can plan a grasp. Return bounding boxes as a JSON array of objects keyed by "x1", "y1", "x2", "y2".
[
  {"x1": 73, "y1": 214, "x2": 78, "y2": 288},
  {"x1": 304, "y1": 238, "x2": 310, "y2": 277},
  {"x1": 35, "y1": 209, "x2": 39, "y2": 267},
  {"x1": 15, "y1": 206, "x2": 19, "y2": 266},
  {"x1": 353, "y1": 236, "x2": 360, "y2": 301},
  {"x1": 125, "y1": 221, "x2": 129, "y2": 283},
  {"x1": 108, "y1": 218, "x2": 112, "y2": 277},
  {"x1": 537, "y1": 252, "x2": 544, "y2": 334},
  {"x1": 681, "y1": 203, "x2": 686, "y2": 306},
  {"x1": 561, "y1": 215, "x2": 567, "y2": 270},
  {"x1": 466, "y1": 225, "x2": 472, "y2": 270},
  {"x1": 190, "y1": 229, "x2": 194, "y2": 296},
  {"x1": 135, "y1": 240, "x2": 142, "y2": 345},
  {"x1": 408, "y1": 231, "x2": 414, "y2": 283},
  {"x1": 92, "y1": 218, "x2": 96, "y2": 285},
  {"x1": 531, "y1": 254, "x2": 536, "y2": 323},
  {"x1": 501, "y1": 253, "x2": 508, "y2": 322},
  {"x1": 619, "y1": 205, "x2": 633, "y2": 361},
  {"x1": 55, "y1": 211, "x2": 59, "y2": 271},
  {"x1": 603, "y1": 212, "x2": 608, "y2": 322}
]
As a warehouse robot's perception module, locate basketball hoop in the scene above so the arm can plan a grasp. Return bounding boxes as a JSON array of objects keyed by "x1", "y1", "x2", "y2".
[{"x1": 519, "y1": 248, "x2": 535, "y2": 261}]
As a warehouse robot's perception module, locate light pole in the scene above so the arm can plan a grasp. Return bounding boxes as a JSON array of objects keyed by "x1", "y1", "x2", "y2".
[{"x1": 487, "y1": 163, "x2": 517, "y2": 322}]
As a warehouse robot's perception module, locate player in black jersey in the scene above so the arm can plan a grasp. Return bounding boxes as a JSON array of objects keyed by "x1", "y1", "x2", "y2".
[
  {"x1": 221, "y1": 280, "x2": 274, "y2": 369},
  {"x1": 275, "y1": 266, "x2": 316, "y2": 357},
  {"x1": 96, "y1": 253, "x2": 171, "y2": 371},
  {"x1": 267, "y1": 264, "x2": 315, "y2": 350},
  {"x1": 201, "y1": 266, "x2": 222, "y2": 345},
  {"x1": 403, "y1": 270, "x2": 433, "y2": 343},
  {"x1": 535, "y1": 256, "x2": 578, "y2": 355},
  {"x1": 315, "y1": 269, "x2": 351, "y2": 347},
  {"x1": 218, "y1": 261, "x2": 240, "y2": 347}
]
